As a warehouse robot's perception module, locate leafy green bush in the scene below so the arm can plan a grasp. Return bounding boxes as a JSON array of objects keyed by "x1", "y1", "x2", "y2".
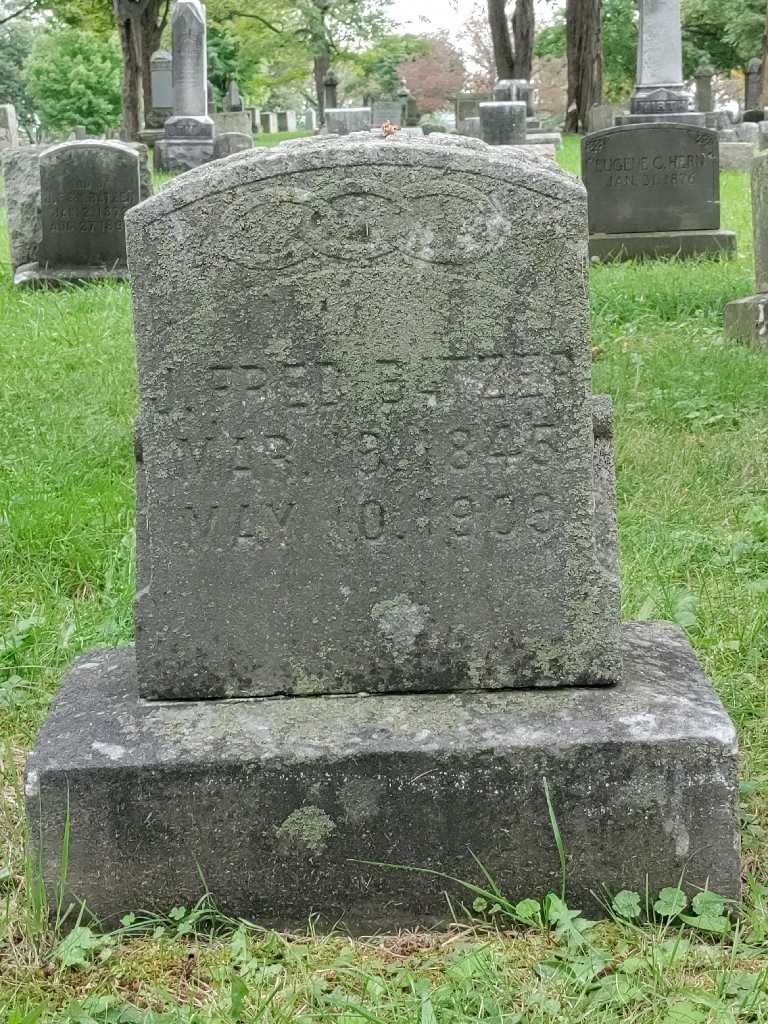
[{"x1": 23, "y1": 25, "x2": 121, "y2": 137}]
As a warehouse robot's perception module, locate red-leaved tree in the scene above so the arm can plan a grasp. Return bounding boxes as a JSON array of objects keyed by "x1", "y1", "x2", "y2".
[{"x1": 396, "y1": 33, "x2": 466, "y2": 113}]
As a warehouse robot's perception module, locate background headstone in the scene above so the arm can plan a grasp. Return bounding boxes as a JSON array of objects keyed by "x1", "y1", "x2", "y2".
[
  {"x1": 225, "y1": 80, "x2": 243, "y2": 112},
  {"x1": 455, "y1": 92, "x2": 492, "y2": 133},
  {"x1": 694, "y1": 63, "x2": 714, "y2": 113},
  {"x1": 213, "y1": 131, "x2": 252, "y2": 158},
  {"x1": 479, "y1": 101, "x2": 526, "y2": 145},
  {"x1": 276, "y1": 111, "x2": 297, "y2": 132},
  {"x1": 586, "y1": 104, "x2": 619, "y2": 132},
  {"x1": 745, "y1": 58, "x2": 762, "y2": 112},
  {"x1": 303, "y1": 108, "x2": 317, "y2": 131},
  {"x1": 148, "y1": 50, "x2": 173, "y2": 128},
  {"x1": 4, "y1": 142, "x2": 151, "y2": 281},
  {"x1": 259, "y1": 111, "x2": 278, "y2": 133},
  {"x1": 325, "y1": 107, "x2": 371, "y2": 134},
  {"x1": 212, "y1": 111, "x2": 252, "y2": 136},
  {"x1": 323, "y1": 70, "x2": 338, "y2": 112},
  {"x1": 156, "y1": 0, "x2": 215, "y2": 172},
  {"x1": 582, "y1": 124, "x2": 720, "y2": 234},
  {"x1": 0, "y1": 103, "x2": 19, "y2": 151},
  {"x1": 38, "y1": 141, "x2": 140, "y2": 271},
  {"x1": 371, "y1": 101, "x2": 402, "y2": 128},
  {"x1": 724, "y1": 151, "x2": 768, "y2": 342}
]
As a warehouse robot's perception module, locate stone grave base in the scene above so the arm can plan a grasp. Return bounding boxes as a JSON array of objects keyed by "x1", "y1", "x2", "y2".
[
  {"x1": 724, "y1": 294, "x2": 768, "y2": 346},
  {"x1": 155, "y1": 139, "x2": 215, "y2": 173},
  {"x1": 614, "y1": 112, "x2": 707, "y2": 127},
  {"x1": 136, "y1": 128, "x2": 165, "y2": 147},
  {"x1": 520, "y1": 132, "x2": 562, "y2": 147},
  {"x1": 13, "y1": 261, "x2": 130, "y2": 288},
  {"x1": 27, "y1": 621, "x2": 740, "y2": 932},
  {"x1": 589, "y1": 230, "x2": 736, "y2": 262}
]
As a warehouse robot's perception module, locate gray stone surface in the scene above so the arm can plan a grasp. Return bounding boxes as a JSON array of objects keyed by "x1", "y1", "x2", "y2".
[
  {"x1": 371, "y1": 101, "x2": 403, "y2": 128},
  {"x1": 724, "y1": 150, "x2": 768, "y2": 343},
  {"x1": 323, "y1": 70, "x2": 338, "y2": 112},
  {"x1": 615, "y1": 112, "x2": 706, "y2": 127},
  {"x1": 752, "y1": 152, "x2": 768, "y2": 292},
  {"x1": 759, "y1": 123, "x2": 768, "y2": 151},
  {"x1": 694, "y1": 64, "x2": 714, "y2": 112},
  {"x1": 589, "y1": 229, "x2": 736, "y2": 261},
  {"x1": 462, "y1": 116, "x2": 481, "y2": 138},
  {"x1": 521, "y1": 132, "x2": 561, "y2": 147},
  {"x1": 706, "y1": 110, "x2": 732, "y2": 130},
  {"x1": 171, "y1": 0, "x2": 207, "y2": 117},
  {"x1": 735, "y1": 122, "x2": 759, "y2": 144},
  {"x1": 0, "y1": 102, "x2": 19, "y2": 150},
  {"x1": 37, "y1": 141, "x2": 140, "y2": 271},
  {"x1": 745, "y1": 58, "x2": 762, "y2": 110},
  {"x1": 303, "y1": 108, "x2": 317, "y2": 131},
  {"x1": 631, "y1": 0, "x2": 687, "y2": 116},
  {"x1": 213, "y1": 131, "x2": 252, "y2": 158},
  {"x1": 719, "y1": 142, "x2": 754, "y2": 171},
  {"x1": 325, "y1": 107, "x2": 371, "y2": 134},
  {"x1": 211, "y1": 111, "x2": 251, "y2": 136},
  {"x1": 148, "y1": 50, "x2": 173, "y2": 129},
  {"x1": 2, "y1": 145, "x2": 46, "y2": 270},
  {"x1": 259, "y1": 111, "x2": 278, "y2": 133},
  {"x1": 160, "y1": 0, "x2": 214, "y2": 171},
  {"x1": 225, "y1": 80, "x2": 243, "y2": 112},
  {"x1": 582, "y1": 124, "x2": 721, "y2": 234},
  {"x1": 724, "y1": 294, "x2": 768, "y2": 346},
  {"x1": 126, "y1": 135, "x2": 621, "y2": 699},
  {"x1": 479, "y1": 101, "x2": 526, "y2": 145},
  {"x1": 455, "y1": 92, "x2": 492, "y2": 132},
  {"x1": 586, "y1": 104, "x2": 620, "y2": 132},
  {"x1": 26, "y1": 621, "x2": 741, "y2": 930}
]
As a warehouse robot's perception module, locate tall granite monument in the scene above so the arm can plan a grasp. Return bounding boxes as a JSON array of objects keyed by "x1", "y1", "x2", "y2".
[
  {"x1": 155, "y1": 0, "x2": 215, "y2": 172},
  {"x1": 617, "y1": 0, "x2": 705, "y2": 127},
  {"x1": 582, "y1": 123, "x2": 736, "y2": 260},
  {"x1": 27, "y1": 135, "x2": 740, "y2": 929}
]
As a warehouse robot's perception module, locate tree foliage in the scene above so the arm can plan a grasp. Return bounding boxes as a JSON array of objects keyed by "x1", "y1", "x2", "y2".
[
  {"x1": 23, "y1": 24, "x2": 122, "y2": 134},
  {"x1": 395, "y1": 33, "x2": 465, "y2": 113},
  {"x1": 348, "y1": 32, "x2": 428, "y2": 100},
  {"x1": 0, "y1": 16, "x2": 36, "y2": 136},
  {"x1": 681, "y1": 0, "x2": 765, "y2": 73},
  {"x1": 535, "y1": 0, "x2": 634, "y2": 102}
]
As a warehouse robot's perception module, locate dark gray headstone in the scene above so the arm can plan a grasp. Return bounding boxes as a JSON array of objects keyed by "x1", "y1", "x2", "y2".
[
  {"x1": 371, "y1": 101, "x2": 402, "y2": 128},
  {"x1": 126, "y1": 135, "x2": 621, "y2": 700},
  {"x1": 323, "y1": 70, "x2": 338, "y2": 112},
  {"x1": 225, "y1": 80, "x2": 243, "y2": 112},
  {"x1": 479, "y1": 101, "x2": 526, "y2": 145},
  {"x1": 213, "y1": 131, "x2": 252, "y2": 158},
  {"x1": 694, "y1": 64, "x2": 714, "y2": 113},
  {"x1": 38, "y1": 141, "x2": 141, "y2": 269},
  {"x1": 581, "y1": 124, "x2": 720, "y2": 234}
]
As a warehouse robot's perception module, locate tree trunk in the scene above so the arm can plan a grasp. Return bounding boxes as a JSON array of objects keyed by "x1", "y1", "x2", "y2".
[
  {"x1": 760, "y1": 0, "x2": 768, "y2": 106},
  {"x1": 115, "y1": 11, "x2": 143, "y2": 138},
  {"x1": 487, "y1": 0, "x2": 514, "y2": 80},
  {"x1": 314, "y1": 51, "x2": 330, "y2": 119},
  {"x1": 565, "y1": 0, "x2": 602, "y2": 133},
  {"x1": 511, "y1": 0, "x2": 534, "y2": 80}
]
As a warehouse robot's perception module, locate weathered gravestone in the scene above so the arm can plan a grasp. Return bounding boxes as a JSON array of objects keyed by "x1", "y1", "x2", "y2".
[
  {"x1": 155, "y1": 0, "x2": 215, "y2": 172},
  {"x1": 325, "y1": 107, "x2": 371, "y2": 134},
  {"x1": 224, "y1": 80, "x2": 243, "y2": 112},
  {"x1": 745, "y1": 58, "x2": 762, "y2": 117},
  {"x1": 213, "y1": 131, "x2": 252, "y2": 158},
  {"x1": 455, "y1": 92, "x2": 492, "y2": 133},
  {"x1": 371, "y1": 100, "x2": 403, "y2": 128},
  {"x1": 582, "y1": 123, "x2": 736, "y2": 259},
  {"x1": 725, "y1": 151, "x2": 768, "y2": 345},
  {"x1": 212, "y1": 111, "x2": 252, "y2": 136},
  {"x1": 259, "y1": 111, "x2": 278, "y2": 133},
  {"x1": 28, "y1": 135, "x2": 740, "y2": 929},
  {"x1": 694, "y1": 64, "x2": 714, "y2": 113},
  {"x1": 0, "y1": 103, "x2": 19, "y2": 150},
  {"x1": 276, "y1": 110, "x2": 297, "y2": 132},
  {"x1": 147, "y1": 49, "x2": 173, "y2": 129},
  {"x1": 13, "y1": 141, "x2": 141, "y2": 286},
  {"x1": 479, "y1": 101, "x2": 526, "y2": 145}
]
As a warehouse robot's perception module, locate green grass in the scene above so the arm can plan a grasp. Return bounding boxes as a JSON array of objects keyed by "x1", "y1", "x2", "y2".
[{"x1": 2, "y1": 136, "x2": 768, "y2": 1020}]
